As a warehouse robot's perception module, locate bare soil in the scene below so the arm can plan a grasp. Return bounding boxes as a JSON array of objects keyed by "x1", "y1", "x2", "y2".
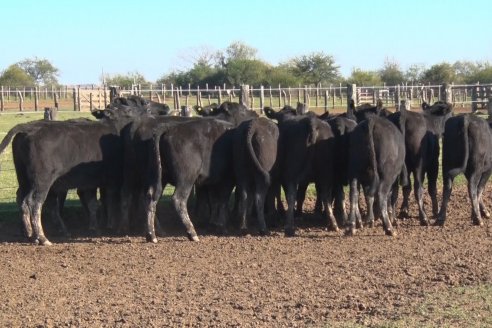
[{"x1": 0, "y1": 185, "x2": 491, "y2": 327}]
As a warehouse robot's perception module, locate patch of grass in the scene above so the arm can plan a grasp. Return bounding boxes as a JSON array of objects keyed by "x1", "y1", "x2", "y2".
[{"x1": 325, "y1": 284, "x2": 492, "y2": 328}]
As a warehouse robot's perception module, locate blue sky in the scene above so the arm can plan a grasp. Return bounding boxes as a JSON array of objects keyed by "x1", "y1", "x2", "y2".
[{"x1": 2, "y1": 0, "x2": 491, "y2": 84}]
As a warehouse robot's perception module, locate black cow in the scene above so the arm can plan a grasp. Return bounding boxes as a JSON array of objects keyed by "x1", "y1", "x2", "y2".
[
  {"x1": 323, "y1": 116, "x2": 358, "y2": 225},
  {"x1": 0, "y1": 108, "x2": 144, "y2": 245},
  {"x1": 109, "y1": 95, "x2": 171, "y2": 116},
  {"x1": 264, "y1": 106, "x2": 329, "y2": 236},
  {"x1": 387, "y1": 101, "x2": 452, "y2": 225},
  {"x1": 139, "y1": 103, "x2": 258, "y2": 242},
  {"x1": 233, "y1": 117, "x2": 279, "y2": 235},
  {"x1": 436, "y1": 114, "x2": 492, "y2": 226},
  {"x1": 346, "y1": 115, "x2": 406, "y2": 236},
  {"x1": 347, "y1": 99, "x2": 391, "y2": 123},
  {"x1": 144, "y1": 118, "x2": 237, "y2": 242}
]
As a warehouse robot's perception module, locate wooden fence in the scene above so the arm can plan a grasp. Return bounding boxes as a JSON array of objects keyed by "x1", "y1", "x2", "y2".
[{"x1": 1, "y1": 83, "x2": 491, "y2": 113}]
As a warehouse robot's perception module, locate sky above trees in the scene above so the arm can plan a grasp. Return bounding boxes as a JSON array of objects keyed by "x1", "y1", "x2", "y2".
[{"x1": 1, "y1": 0, "x2": 491, "y2": 84}]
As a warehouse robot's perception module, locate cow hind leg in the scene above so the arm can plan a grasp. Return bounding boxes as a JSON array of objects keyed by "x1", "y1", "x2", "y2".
[
  {"x1": 468, "y1": 175, "x2": 483, "y2": 226},
  {"x1": 172, "y1": 185, "x2": 199, "y2": 241},
  {"x1": 414, "y1": 170, "x2": 429, "y2": 226},
  {"x1": 283, "y1": 183, "x2": 297, "y2": 237},
  {"x1": 345, "y1": 178, "x2": 360, "y2": 236},
  {"x1": 378, "y1": 189, "x2": 396, "y2": 236},
  {"x1": 478, "y1": 170, "x2": 492, "y2": 219},
  {"x1": 399, "y1": 179, "x2": 412, "y2": 219},
  {"x1": 364, "y1": 192, "x2": 375, "y2": 228},
  {"x1": 333, "y1": 184, "x2": 347, "y2": 227},
  {"x1": 29, "y1": 193, "x2": 52, "y2": 246},
  {"x1": 295, "y1": 181, "x2": 309, "y2": 218},
  {"x1": 17, "y1": 188, "x2": 33, "y2": 240},
  {"x1": 436, "y1": 175, "x2": 454, "y2": 226}
]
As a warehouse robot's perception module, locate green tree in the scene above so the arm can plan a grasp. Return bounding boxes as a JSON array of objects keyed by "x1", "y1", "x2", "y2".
[
  {"x1": 17, "y1": 57, "x2": 59, "y2": 86},
  {"x1": 379, "y1": 59, "x2": 405, "y2": 85},
  {"x1": 465, "y1": 63, "x2": 492, "y2": 84},
  {"x1": 453, "y1": 61, "x2": 479, "y2": 83},
  {"x1": 264, "y1": 64, "x2": 301, "y2": 87},
  {"x1": 421, "y1": 63, "x2": 456, "y2": 84},
  {"x1": 217, "y1": 41, "x2": 258, "y2": 66},
  {"x1": 347, "y1": 68, "x2": 382, "y2": 86},
  {"x1": 224, "y1": 59, "x2": 269, "y2": 86},
  {"x1": 103, "y1": 72, "x2": 148, "y2": 88},
  {"x1": 0, "y1": 65, "x2": 36, "y2": 87},
  {"x1": 405, "y1": 63, "x2": 426, "y2": 84},
  {"x1": 290, "y1": 52, "x2": 341, "y2": 85}
]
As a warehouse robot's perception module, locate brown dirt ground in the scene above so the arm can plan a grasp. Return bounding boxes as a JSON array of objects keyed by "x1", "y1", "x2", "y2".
[{"x1": 0, "y1": 185, "x2": 491, "y2": 327}]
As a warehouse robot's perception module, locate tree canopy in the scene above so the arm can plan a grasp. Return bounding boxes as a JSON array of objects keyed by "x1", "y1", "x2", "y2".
[{"x1": 17, "y1": 57, "x2": 59, "y2": 86}]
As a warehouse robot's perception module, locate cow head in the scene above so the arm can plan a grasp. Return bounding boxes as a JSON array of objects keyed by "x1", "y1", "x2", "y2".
[{"x1": 194, "y1": 103, "x2": 218, "y2": 116}]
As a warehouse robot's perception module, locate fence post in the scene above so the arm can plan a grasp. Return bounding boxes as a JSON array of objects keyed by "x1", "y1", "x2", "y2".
[
  {"x1": 34, "y1": 87, "x2": 38, "y2": 111},
  {"x1": 240, "y1": 84, "x2": 250, "y2": 108},
  {"x1": 269, "y1": 86, "x2": 273, "y2": 107},
  {"x1": 54, "y1": 92, "x2": 59, "y2": 109},
  {"x1": 89, "y1": 93, "x2": 93, "y2": 112},
  {"x1": 324, "y1": 89, "x2": 328, "y2": 113},
  {"x1": 472, "y1": 83, "x2": 479, "y2": 112},
  {"x1": 149, "y1": 83, "x2": 153, "y2": 101},
  {"x1": 443, "y1": 83, "x2": 453, "y2": 103},
  {"x1": 17, "y1": 90, "x2": 24, "y2": 112},
  {"x1": 77, "y1": 86, "x2": 81, "y2": 111},
  {"x1": 218, "y1": 86, "x2": 222, "y2": 104},
  {"x1": 1, "y1": 86, "x2": 4, "y2": 111},
  {"x1": 347, "y1": 84, "x2": 357, "y2": 110},
  {"x1": 488, "y1": 87, "x2": 492, "y2": 117},
  {"x1": 260, "y1": 85, "x2": 265, "y2": 113},
  {"x1": 288, "y1": 87, "x2": 292, "y2": 106},
  {"x1": 162, "y1": 84, "x2": 166, "y2": 104},
  {"x1": 276, "y1": 85, "x2": 281, "y2": 108},
  {"x1": 395, "y1": 85, "x2": 401, "y2": 111}
]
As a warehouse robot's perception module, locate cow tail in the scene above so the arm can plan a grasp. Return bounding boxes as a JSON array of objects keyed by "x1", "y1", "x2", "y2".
[
  {"x1": 448, "y1": 115, "x2": 470, "y2": 177},
  {"x1": 298, "y1": 118, "x2": 318, "y2": 181},
  {"x1": 246, "y1": 120, "x2": 271, "y2": 185},
  {"x1": 398, "y1": 112, "x2": 409, "y2": 186},
  {"x1": 367, "y1": 119, "x2": 380, "y2": 188},
  {"x1": 0, "y1": 123, "x2": 30, "y2": 156}
]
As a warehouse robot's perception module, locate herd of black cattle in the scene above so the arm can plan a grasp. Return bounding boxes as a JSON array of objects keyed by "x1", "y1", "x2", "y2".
[{"x1": 1, "y1": 94, "x2": 491, "y2": 245}]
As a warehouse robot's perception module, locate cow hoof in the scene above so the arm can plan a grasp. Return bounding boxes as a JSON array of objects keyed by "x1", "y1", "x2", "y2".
[
  {"x1": 259, "y1": 229, "x2": 271, "y2": 237},
  {"x1": 385, "y1": 229, "x2": 397, "y2": 237},
  {"x1": 434, "y1": 220, "x2": 445, "y2": 227},
  {"x1": 366, "y1": 221, "x2": 374, "y2": 228},
  {"x1": 473, "y1": 220, "x2": 484, "y2": 227},
  {"x1": 37, "y1": 237, "x2": 52, "y2": 246},
  {"x1": 145, "y1": 233, "x2": 157, "y2": 243},
  {"x1": 344, "y1": 228, "x2": 356, "y2": 236},
  {"x1": 398, "y1": 210, "x2": 409, "y2": 219},
  {"x1": 188, "y1": 233, "x2": 200, "y2": 242},
  {"x1": 284, "y1": 228, "x2": 296, "y2": 237},
  {"x1": 420, "y1": 219, "x2": 430, "y2": 227}
]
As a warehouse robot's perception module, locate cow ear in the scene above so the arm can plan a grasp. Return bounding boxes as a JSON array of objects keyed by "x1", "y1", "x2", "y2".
[
  {"x1": 91, "y1": 109, "x2": 106, "y2": 119},
  {"x1": 421, "y1": 102, "x2": 429, "y2": 111},
  {"x1": 263, "y1": 107, "x2": 276, "y2": 119}
]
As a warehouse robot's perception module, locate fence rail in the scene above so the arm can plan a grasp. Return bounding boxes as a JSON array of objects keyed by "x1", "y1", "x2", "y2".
[{"x1": 1, "y1": 83, "x2": 492, "y2": 113}]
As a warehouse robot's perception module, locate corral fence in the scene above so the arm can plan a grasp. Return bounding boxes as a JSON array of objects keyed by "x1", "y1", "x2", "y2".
[{"x1": 1, "y1": 82, "x2": 492, "y2": 113}]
